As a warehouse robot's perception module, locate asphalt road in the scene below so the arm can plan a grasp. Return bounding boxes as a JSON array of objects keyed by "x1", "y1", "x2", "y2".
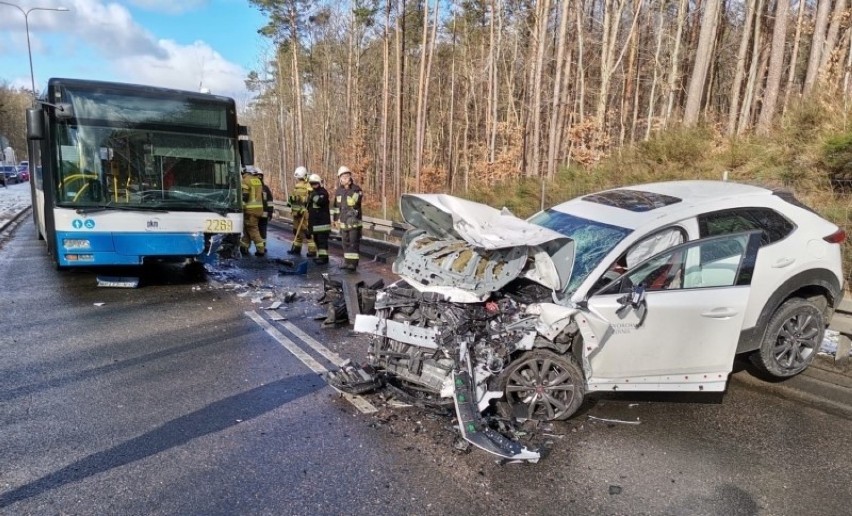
[{"x1": 1, "y1": 218, "x2": 850, "y2": 515}]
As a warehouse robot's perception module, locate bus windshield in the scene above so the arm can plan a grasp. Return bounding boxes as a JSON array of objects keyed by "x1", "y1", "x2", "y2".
[{"x1": 51, "y1": 96, "x2": 241, "y2": 214}]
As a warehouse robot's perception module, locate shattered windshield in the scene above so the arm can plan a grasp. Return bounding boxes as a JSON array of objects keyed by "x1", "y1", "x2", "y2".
[
  {"x1": 529, "y1": 209, "x2": 632, "y2": 293},
  {"x1": 51, "y1": 87, "x2": 240, "y2": 214}
]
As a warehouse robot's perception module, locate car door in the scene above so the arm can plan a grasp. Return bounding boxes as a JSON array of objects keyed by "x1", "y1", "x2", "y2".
[{"x1": 583, "y1": 231, "x2": 762, "y2": 391}]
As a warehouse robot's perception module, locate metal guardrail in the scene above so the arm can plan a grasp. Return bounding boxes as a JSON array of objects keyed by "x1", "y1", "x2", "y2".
[{"x1": 270, "y1": 201, "x2": 409, "y2": 246}]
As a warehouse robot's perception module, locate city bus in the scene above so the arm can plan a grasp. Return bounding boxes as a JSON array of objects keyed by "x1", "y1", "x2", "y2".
[{"x1": 25, "y1": 78, "x2": 253, "y2": 268}]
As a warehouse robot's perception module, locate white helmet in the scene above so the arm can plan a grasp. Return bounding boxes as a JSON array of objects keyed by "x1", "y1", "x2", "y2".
[
  {"x1": 308, "y1": 173, "x2": 322, "y2": 184},
  {"x1": 294, "y1": 166, "x2": 308, "y2": 180},
  {"x1": 337, "y1": 165, "x2": 352, "y2": 177}
]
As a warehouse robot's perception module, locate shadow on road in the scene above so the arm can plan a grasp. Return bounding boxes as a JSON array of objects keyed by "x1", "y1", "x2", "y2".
[{"x1": 0, "y1": 374, "x2": 322, "y2": 508}]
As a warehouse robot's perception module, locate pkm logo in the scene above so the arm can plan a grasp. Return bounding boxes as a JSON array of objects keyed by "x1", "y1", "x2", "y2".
[{"x1": 146, "y1": 218, "x2": 160, "y2": 231}]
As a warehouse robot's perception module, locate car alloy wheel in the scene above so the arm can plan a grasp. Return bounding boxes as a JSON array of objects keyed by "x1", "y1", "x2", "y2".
[
  {"x1": 751, "y1": 297, "x2": 825, "y2": 378},
  {"x1": 499, "y1": 350, "x2": 584, "y2": 421}
]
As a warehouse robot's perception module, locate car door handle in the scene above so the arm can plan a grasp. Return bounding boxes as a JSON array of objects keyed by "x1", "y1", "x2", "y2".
[
  {"x1": 701, "y1": 308, "x2": 739, "y2": 319},
  {"x1": 772, "y1": 257, "x2": 796, "y2": 268}
]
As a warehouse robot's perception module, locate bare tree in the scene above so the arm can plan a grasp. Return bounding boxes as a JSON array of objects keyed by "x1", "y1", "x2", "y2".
[
  {"x1": 757, "y1": 0, "x2": 790, "y2": 134},
  {"x1": 684, "y1": 0, "x2": 722, "y2": 126},
  {"x1": 804, "y1": 0, "x2": 832, "y2": 94}
]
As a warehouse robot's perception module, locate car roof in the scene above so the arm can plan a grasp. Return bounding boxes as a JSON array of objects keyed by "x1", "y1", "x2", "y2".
[{"x1": 548, "y1": 180, "x2": 774, "y2": 230}]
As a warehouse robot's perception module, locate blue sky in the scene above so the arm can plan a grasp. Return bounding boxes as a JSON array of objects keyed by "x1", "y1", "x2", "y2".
[{"x1": 0, "y1": 0, "x2": 269, "y2": 102}]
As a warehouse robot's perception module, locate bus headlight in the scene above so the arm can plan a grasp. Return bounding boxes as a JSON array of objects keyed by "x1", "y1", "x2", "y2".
[
  {"x1": 63, "y1": 239, "x2": 91, "y2": 249},
  {"x1": 65, "y1": 254, "x2": 94, "y2": 262}
]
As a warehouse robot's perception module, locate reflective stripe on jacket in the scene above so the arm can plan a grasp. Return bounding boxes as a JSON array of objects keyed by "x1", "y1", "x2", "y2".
[
  {"x1": 307, "y1": 186, "x2": 332, "y2": 233},
  {"x1": 289, "y1": 180, "x2": 311, "y2": 214},
  {"x1": 242, "y1": 175, "x2": 264, "y2": 215},
  {"x1": 332, "y1": 184, "x2": 363, "y2": 229}
]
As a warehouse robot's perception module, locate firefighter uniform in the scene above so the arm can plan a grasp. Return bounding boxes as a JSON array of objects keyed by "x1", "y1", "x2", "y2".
[
  {"x1": 332, "y1": 176, "x2": 363, "y2": 271},
  {"x1": 258, "y1": 172, "x2": 273, "y2": 240},
  {"x1": 288, "y1": 178, "x2": 316, "y2": 256},
  {"x1": 307, "y1": 175, "x2": 332, "y2": 264},
  {"x1": 240, "y1": 169, "x2": 266, "y2": 256}
]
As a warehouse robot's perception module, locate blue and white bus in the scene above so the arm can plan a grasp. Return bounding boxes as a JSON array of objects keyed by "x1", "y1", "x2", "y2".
[{"x1": 26, "y1": 78, "x2": 253, "y2": 268}]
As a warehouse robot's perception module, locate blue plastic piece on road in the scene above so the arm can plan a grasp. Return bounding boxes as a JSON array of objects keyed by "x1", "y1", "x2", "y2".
[{"x1": 279, "y1": 260, "x2": 308, "y2": 275}]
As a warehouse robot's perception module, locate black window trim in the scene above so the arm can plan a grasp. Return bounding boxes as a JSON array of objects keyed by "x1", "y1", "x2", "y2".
[
  {"x1": 697, "y1": 206, "x2": 797, "y2": 248},
  {"x1": 589, "y1": 230, "x2": 764, "y2": 298}
]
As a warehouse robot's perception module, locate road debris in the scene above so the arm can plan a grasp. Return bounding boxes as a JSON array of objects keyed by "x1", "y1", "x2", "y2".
[
  {"x1": 96, "y1": 276, "x2": 139, "y2": 288},
  {"x1": 588, "y1": 415, "x2": 641, "y2": 425},
  {"x1": 93, "y1": 302, "x2": 105, "y2": 307},
  {"x1": 279, "y1": 261, "x2": 308, "y2": 275},
  {"x1": 819, "y1": 329, "x2": 852, "y2": 357}
]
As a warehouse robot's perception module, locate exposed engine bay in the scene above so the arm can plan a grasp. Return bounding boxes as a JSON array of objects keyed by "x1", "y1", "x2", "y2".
[
  {"x1": 330, "y1": 283, "x2": 587, "y2": 462},
  {"x1": 326, "y1": 194, "x2": 589, "y2": 462}
]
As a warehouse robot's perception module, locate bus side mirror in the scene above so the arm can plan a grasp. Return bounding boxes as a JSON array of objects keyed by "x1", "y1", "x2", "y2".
[
  {"x1": 27, "y1": 108, "x2": 44, "y2": 140},
  {"x1": 239, "y1": 139, "x2": 254, "y2": 167}
]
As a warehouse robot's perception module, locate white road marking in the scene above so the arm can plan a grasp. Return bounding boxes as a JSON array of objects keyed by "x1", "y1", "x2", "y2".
[
  {"x1": 245, "y1": 311, "x2": 377, "y2": 414},
  {"x1": 281, "y1": 321, "x2": 346, "y2": 367}
]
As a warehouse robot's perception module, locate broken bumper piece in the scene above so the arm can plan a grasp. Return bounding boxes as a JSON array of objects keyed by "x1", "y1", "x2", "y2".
[
  {"x1": 325, "y1": 362, "x2": 383, "y2": 395},
  {"x1": 453, "y1": 370, "x2": 540, "y2": 463}
]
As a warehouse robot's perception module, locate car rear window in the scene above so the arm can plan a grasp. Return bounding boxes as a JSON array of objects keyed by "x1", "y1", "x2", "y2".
[
  {"x1": 698, "y1": 208, "x2": 794, "y2": 245},
  {"x1": 582, "y1": 189, "x2": 682, "y2": 212}
]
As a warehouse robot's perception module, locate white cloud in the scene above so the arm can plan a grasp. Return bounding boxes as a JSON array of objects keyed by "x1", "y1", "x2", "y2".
[
  {"x1": 115, "y1": 39, "x2": 247, "y2": 98},
  {"x1": 127, "y1": 0, "x2": 208, "y2": 14},
  {"x1": 0, "y1": 0, "x2": 249, "y2": 99},
  {"x1": 66, "y1": 0, "x2": 167, "y2": 58}
]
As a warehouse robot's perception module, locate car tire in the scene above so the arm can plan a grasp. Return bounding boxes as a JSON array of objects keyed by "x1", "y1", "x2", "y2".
[
  {"x1": 497, "y1": 350, "x2": 585, "y2": 421},
  {"x1": 750, "y1": 297, "x2": 825, "y2": 379}
]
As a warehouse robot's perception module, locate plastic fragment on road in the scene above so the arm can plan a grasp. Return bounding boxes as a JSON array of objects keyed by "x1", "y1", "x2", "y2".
[
  {"x1": 326, "y1": 362, "x2": 383, "y2": 395},
  {"x1": 818, "y1": 329, "x2": 851, "y2": 356},
  {"x1": 269, "y1": 312, "x2": 286, "y2": 321},
  {"x1": 588, "y1": 415, "x2": 641, "y2": 425},
  {"x1": 250, "y1": 291, "x2": 275, "y2": 303},
  {"x1": 96, "y1": 276, "x2": 139, "y2": 288},
  {"x1": 453, "y1": 370, "x2": 540, "y2": 462},
  {"x1": 93, "y1": 302, "x2": 105, "y2": 307},
  {"x1": 279, "y1": 260, "x2": 308, "y2": 275},
  {"x1": 265, "y1": 301, "x2": 283, "y2": 310}
]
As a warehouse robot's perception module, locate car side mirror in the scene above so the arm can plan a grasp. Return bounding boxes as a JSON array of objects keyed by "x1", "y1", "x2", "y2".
[
  {"x1": 618, "y1": 283, "x2": 646, "y2": 309},
  {"x1": 617, "y1": 284, "x2": 648, "y2": 328}
]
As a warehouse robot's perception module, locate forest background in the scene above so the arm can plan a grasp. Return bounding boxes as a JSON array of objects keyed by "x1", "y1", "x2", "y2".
[{"x1": 4, "y1": 0, "x2": 852, "y2": 271}]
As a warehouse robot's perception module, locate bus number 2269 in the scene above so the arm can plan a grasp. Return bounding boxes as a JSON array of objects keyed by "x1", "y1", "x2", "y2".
[{"x1": 205, "y1": 219, "x2": 235, "y2": 233}]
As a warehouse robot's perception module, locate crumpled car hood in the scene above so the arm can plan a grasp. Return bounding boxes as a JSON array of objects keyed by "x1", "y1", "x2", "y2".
[{"x1": 395, "y1": 194, "x2": 573, "y2": 301}]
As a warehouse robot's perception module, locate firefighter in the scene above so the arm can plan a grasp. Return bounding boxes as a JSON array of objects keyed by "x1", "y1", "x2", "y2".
[
  {"x1": 256, "y1": 170, "x2": 274, "y2": 241},
  {"x1": 307, "y1": 174, "x2": 331, "y2": 264},
  {"x1": 331, "y1": 165, "x2": 363, "y2": 271},
  {"x1": 240, "y1": 166, "x2": 266, "y2": 256},
  {"x1": 288, "y1": 166, "x2": 316, "y2": 257}
]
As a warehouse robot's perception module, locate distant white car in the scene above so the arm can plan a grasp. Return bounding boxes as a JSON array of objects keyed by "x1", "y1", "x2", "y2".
[{"x1": 349, "y1": 181, "x2": 845, "y2": 460}]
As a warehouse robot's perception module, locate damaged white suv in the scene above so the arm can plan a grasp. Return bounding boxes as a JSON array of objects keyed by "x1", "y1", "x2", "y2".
[{"x1": 347, "y1": 180, "x2": 845, "y2": 460}]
